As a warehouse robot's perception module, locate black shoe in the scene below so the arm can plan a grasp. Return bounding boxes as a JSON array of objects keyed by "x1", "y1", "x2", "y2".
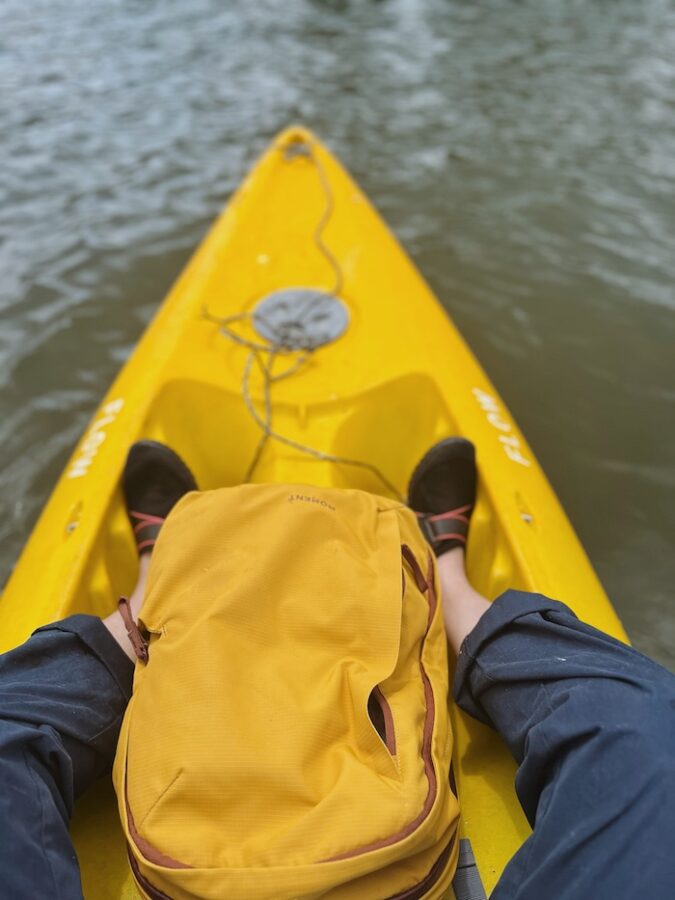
[
  {"x1": 122, "y1": 440, "x2": 198, "y2": 556},
  {"x1": 407, "y1": 437, "x2": 477, "y2": 557}
]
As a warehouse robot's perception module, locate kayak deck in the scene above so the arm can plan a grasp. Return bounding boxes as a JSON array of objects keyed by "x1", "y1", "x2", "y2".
[{"x1": 0, "y1": 127, "x2": 627, "y2": 898}]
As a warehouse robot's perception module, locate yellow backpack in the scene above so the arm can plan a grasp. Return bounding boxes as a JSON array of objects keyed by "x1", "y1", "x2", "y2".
[{"x1": 113, "y1": 483, "x2": 460, "y2": 899}]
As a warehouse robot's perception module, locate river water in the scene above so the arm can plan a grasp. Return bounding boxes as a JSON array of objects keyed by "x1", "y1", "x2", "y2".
[{"x1": 1, "y1": 0, "x2": 673, "y2": 666}]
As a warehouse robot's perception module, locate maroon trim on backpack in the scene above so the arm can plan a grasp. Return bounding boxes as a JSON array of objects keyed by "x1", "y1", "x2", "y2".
[
  {"x1": 323, "y1": 547, "x2": 440, "y2": 863},
  {"x1": 127, "y1": 848, "x2": 174, "y2": 900},
  {"x1": 118, "y1": 599, "x2": 149, "y2": 663},
  {"x1": 385, "y1": 832, "x2": 457, "y2": 900},
  {"x1": 125, "y1": 771, "x2": 191, "y2": 871},
  {"x1": 371, "y1": 685, "x2": 397, "y2": 755}
]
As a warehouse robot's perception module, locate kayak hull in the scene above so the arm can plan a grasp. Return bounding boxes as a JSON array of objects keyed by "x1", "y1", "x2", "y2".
[{"x1": 0, "y1": 127, "x2": 626, "y2": 898}]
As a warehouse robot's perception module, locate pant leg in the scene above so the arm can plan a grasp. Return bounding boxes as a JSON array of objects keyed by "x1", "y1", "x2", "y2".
[
  {"x1": 453, "y1": 591, "x2": 675, "y2": 900},
  {"x1": 0, "y1": 615, "x2": 134, "y2": 899}
]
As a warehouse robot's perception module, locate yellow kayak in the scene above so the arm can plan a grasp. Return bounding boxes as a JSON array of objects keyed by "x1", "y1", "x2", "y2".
[{"x1": 0, "y1": 126, "x2": 627, "y2": 898}]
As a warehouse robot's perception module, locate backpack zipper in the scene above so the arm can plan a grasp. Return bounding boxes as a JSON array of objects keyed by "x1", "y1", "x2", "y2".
[
  {"x1": 127, "y1": 848, "x2": 172, "y2": 899},
  {"x1": 385, "y1": 834, "x2": 456, "y2": 900},
  {"x1": 129, "y1": 834, "x2": 456, "y2": 900},
  {"x1": 324, "y1": 547, "x2": 440, "y2": 863}
]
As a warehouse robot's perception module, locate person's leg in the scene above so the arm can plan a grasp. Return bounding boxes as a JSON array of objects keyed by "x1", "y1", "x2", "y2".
[
  {"x1": 436, "y1": 547, "x2": 490, "y2": 655},
  {"x1": 411, "y1": 438, "x2": 675, "y2": 899},
  {"x1": 437, "y1": 546, "x2": 675, "y2": 900},
  {"x1": 0, "y1": 441, "x2": 196, "y2": 898},
  {"x1": 0, "y1": 583, "x2": 142, "y2": 897}
]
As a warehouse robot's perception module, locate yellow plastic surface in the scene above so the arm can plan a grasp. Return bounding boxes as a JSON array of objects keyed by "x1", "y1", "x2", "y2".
[{"x1": 0, "y1": 127, "x2": 627, "y2": 898}]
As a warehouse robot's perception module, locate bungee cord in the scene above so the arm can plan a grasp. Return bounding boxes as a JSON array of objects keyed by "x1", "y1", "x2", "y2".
[{"x1": 202, "y1": 141, "x2": 405, "y2": 502}]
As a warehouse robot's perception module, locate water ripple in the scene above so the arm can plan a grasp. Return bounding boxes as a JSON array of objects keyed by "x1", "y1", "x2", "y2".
[{"x1": 1, "y1": 0, "x2": 674, "y2": 666}]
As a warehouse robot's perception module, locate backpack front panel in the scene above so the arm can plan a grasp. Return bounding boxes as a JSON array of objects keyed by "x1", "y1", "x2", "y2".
[{"x1": 113, "y1": 484, "x2": 458, "y2": 899}]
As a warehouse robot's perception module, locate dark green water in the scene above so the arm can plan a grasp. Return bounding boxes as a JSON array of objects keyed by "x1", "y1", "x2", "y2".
[{"x1": 1, "y1": 0, "x2": 673, "y2": 666}]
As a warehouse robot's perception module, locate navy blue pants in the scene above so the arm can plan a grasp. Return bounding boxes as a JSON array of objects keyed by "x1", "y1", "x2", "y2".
[{"x1": 1, "y1": 592, "x2": 674, "y2": 899}]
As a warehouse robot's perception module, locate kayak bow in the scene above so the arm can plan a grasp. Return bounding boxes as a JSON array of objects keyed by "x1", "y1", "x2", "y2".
[{"x1": 0, "y1": 127, "x2": 627, "y2": 898}]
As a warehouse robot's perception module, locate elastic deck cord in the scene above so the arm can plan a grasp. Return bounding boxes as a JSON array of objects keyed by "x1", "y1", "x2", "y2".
[{"x1": 202, "y1": 140, "x2": 404, "y2": 502}]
